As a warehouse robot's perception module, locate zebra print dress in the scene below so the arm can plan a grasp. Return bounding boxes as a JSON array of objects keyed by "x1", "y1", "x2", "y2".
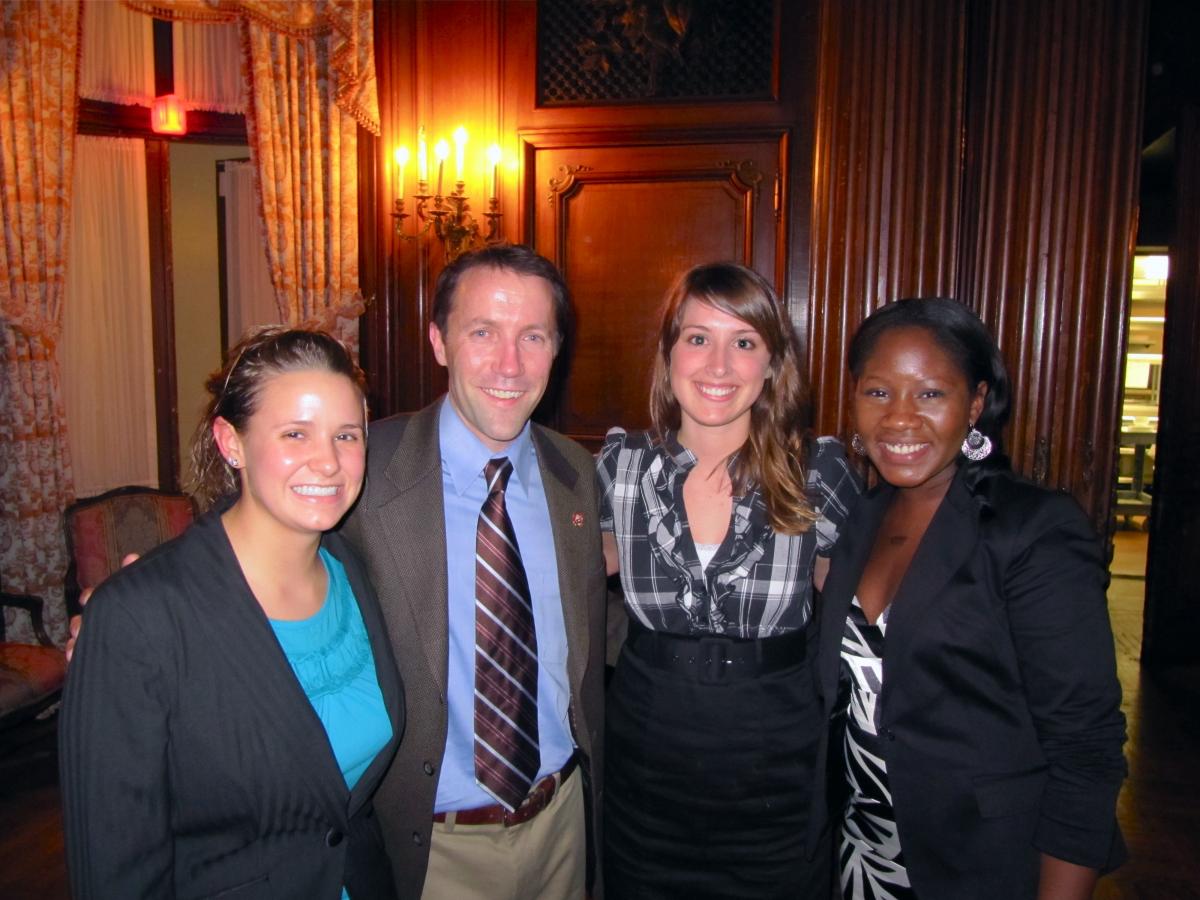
[{"x1": 838, "y1": 597, "x2": 915, "y2": 900}]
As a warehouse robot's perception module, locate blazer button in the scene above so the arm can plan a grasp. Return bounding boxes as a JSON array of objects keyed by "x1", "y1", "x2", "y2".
[
  {"x1": 412, "y1": 831, "x2": 424, "y2": 846},
  {"x1": 423, "y1": 760, "x2": 435, "y2": 776},
  {"x1": 325, "y1": 829, "x2": 344, "y2": 847}
]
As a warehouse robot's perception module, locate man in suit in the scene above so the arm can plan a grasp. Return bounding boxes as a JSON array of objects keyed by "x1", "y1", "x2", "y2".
[{"x1": 342, "y1": 245, "x2": 607, "y2": 900}]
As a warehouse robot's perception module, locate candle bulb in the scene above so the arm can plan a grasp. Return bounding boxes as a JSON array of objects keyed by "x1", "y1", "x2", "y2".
[
  {"x1": 486, "y1": 144, "x2": 502, "y2": 200},
  {"x1": 417, "y1": 127, "x2": 428, "y2": 185},
  {"x1": 394, "y1": 146, "x2": 409, "y2": 199},
  {"x1": 434, "y1": 139, "x2": 449, "y2": 196},
  {"x1": 453, "y1": 126, "x2": 467, "y2": 183}
]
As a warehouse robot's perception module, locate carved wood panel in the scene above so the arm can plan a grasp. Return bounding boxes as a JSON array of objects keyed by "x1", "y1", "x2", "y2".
[{"x1": 530, "y1": 135, "x2": 786, "y2": 446}]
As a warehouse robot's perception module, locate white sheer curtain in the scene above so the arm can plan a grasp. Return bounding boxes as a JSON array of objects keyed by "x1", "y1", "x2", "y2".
[
  {"x1": 78, "y1": 0, "x2": 155, "y2": 106},
  {"x1": 174, "y1": 20, "x2": 244, "y2": 113},
  {"x1": 219, "y1": 159, "x2": 280, "y2": 344},
  {"x1": 62, "y1": 136, "x2": 158, "y2": 498}
]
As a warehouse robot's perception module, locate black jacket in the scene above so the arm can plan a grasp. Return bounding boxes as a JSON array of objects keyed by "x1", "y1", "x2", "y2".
[
  {"x1": 61, "y1": 508, "x2": 405, "y2": 899},
  {"x1": 813, "y1": 464, "x2": 1126, "y2": 898}
]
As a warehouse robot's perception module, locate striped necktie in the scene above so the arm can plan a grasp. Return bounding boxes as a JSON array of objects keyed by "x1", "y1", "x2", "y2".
[{"x1": 474, "y1": 457, "x2": 540, "y2": 811}]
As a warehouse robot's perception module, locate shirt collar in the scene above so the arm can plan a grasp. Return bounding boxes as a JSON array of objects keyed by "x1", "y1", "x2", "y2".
[
  {"x1": 438, "y1": 396, "x2": 535, "y2": 498},
  {"x1": 661, "y1": 431, "x2": 697, "y2": 471}
]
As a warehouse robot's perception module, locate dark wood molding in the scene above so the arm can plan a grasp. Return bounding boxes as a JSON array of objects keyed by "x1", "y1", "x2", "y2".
[
  {"x1": 77, "y1": 99, "x2": 247, "y2": 143},
  {"x1": 153, "y1": 17, "x2": 174, "y2": 95},
  {"x1": 144, "y1": 140, "x2": 181, "y2": 491},
  {"x1": 1144, "y1": 101, "x2": 1200, "y2": 665},
  {"x1": 215, "y1": 161, "x2": 231, "y2": 355},
  {"x1": 356, "y1": 125, "x2": 389, "y2": 414},
  {"x1": 370, "y1": 0, "x2": 431, "y2": 417}
]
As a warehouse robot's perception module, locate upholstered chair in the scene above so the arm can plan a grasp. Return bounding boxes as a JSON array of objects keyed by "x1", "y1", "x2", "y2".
[
  {"x1": 0, "y1": 592, "x2": 66, "y2": 730},
  {"x1": 65, "y1": 485, "x2": 196, "y2": 613}
]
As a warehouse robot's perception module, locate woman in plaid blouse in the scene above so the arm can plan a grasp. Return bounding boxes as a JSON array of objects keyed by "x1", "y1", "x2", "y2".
[{"x1": 599, "y1": 263, "x2": 860, "y2": 898}]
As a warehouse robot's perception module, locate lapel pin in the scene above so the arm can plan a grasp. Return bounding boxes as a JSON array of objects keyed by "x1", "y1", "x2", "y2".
[{"x1": 571, "y1": 512, "x2": 584, "y2": 528}]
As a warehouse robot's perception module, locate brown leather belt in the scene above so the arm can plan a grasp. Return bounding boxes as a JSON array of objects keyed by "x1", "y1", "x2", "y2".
[{"x1": 432, "y1": 755, "x2": 579, "y2": 827}]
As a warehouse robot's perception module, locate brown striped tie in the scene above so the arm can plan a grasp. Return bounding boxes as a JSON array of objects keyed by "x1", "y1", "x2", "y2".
[{"x1": 474, "y1": 457, "x2": 540, "y2": 811}]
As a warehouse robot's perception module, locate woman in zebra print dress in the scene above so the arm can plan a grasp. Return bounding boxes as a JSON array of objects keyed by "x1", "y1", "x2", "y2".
[{"x1": 812, "y1": 299, "x2": 1127, "y2": 899}]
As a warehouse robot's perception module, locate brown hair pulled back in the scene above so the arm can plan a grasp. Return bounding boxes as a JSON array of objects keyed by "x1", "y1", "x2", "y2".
[
  {"x1": 188, "y1": 327, "x2": 366, "y2": 510},
  {"x1": 649, "y1": 263, "x2": 817, "y2": 534}
]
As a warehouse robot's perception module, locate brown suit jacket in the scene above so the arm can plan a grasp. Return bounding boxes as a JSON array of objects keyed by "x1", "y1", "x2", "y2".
[{"x1": 342, "y1": 399, "x2": 607, "y2": 899}]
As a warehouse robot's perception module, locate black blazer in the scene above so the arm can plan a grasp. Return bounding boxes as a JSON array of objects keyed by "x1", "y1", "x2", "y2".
[
  {"x1": 813, "y1": 464, "x2": 1126, "y2": 899},
  {"x1": 60, "y1": 508, "x2": 405, "y2": 900}
]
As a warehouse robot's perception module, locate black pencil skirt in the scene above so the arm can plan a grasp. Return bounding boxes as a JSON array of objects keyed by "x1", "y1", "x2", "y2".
[{"x1": 603, "y1": 624, "x2": 831, "y2": 900}]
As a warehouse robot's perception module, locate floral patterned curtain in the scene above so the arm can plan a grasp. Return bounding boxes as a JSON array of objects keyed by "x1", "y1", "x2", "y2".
[
  {"x1": 123, "y1": 0, "x2": 377, "y2": 331},
  {"x1": 0, "y1": 0, "x2": 82, "y2": 645}
]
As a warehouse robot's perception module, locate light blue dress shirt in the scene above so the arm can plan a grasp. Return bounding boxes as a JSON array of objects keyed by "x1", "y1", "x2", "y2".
[{"x1": 435, "y1": 399, "x2": 574, "y2": 813}]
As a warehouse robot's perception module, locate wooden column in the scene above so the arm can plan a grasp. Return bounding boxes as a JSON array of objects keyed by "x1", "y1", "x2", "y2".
[
  {"x1": 957, "y1": 0, "x2": 1147, "y2": 531},
  {"x1": 807, "y1": 0, "x2": 970, "y2": 437},
  {"x1": 808, "y1": 0, "x2": 1146, "y2": 530}
]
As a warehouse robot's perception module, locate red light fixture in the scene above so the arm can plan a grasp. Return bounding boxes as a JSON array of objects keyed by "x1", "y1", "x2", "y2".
[{"x1": 151, "y1": 94, "x2": 187, "y2": 135}]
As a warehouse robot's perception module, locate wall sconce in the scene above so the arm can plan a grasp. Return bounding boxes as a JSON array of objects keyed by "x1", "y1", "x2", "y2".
[
  {"x1": 151, "y1": 94, "x2": 188, "y2": 135},
  {"x1": 393, "y1": 125, "x2": 502, "y2": 262}
]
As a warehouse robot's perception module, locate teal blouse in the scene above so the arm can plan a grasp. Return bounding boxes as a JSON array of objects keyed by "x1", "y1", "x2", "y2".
[{"x1": 269, "y1": 549, "x2": 393, "y2": 899}]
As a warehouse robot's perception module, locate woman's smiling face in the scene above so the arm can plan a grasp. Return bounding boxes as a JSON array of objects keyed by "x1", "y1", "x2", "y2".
[
  {"x1": 669, "y1": 300, "x2": 773, "y2": 444},
  {"x1": 218, "y1": 368, "x2": 366, "y2": 536},
  {"x1": 853, "y1": 326, "x2": 986, "y2": 496}
]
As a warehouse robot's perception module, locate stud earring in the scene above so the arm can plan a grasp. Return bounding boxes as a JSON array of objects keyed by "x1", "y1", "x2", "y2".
[
  {"x1": 228, "y1": 456, "x2": 239, "y2": 468},
  {"x1": 960, "y1": 425, "x2": 992, "y2": 461}
]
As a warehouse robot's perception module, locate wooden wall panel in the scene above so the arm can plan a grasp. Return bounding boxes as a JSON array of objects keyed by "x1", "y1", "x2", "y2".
[
  {"x1": 369, "y1": 0, "x2": 512, "y2": 415},
  {"x1": 530, "y1": 136, "x2": 785, "y2": 445},
  {"x1": 957, "y1": 0, "x2": 1146, "y2": 531},
  {"x1": 1144, "y1": 102, "x2": 1200, "y2": 664},
  {"x1": 807, "y1": 0, "x2": 969, "y2": 440},
  {"x1": 806, "y1": 0, "x2": 1145, "y2": 531}
]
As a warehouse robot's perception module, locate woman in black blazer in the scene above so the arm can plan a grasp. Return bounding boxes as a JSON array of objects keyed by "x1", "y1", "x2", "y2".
[
  {"x1": 814, "y1": 299, "x2": 1126, "y2": 899},
  {"x1": 61, "y1": 329, "x2": 405, "y2": 899}
]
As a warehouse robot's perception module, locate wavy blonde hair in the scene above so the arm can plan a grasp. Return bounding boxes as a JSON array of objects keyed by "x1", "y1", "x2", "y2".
[{"x1": 649, "y1": 263, "x2": 817, "y2": 534}]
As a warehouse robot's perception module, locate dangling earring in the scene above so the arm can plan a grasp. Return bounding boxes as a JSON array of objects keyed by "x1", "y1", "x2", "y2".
[
  {"x1": 851, "y1": 433, "x2": 866, "y2": 455},
  {"x1": 961, "y1": 424, "x2": 992, "y2": 461}
]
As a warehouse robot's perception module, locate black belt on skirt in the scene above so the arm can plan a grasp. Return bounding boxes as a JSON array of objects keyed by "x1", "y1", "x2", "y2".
[{"x1": 624, "y1": 618, "x2": 808, "y2": 684}]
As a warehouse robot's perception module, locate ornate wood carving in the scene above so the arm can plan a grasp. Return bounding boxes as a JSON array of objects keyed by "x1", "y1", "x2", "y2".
[
  {"x1": 547, "y1": 164, "x2": 595, "y2": 205},
  {"x1": 537, "y1": 0, "x2": 777, "y2": 105}
]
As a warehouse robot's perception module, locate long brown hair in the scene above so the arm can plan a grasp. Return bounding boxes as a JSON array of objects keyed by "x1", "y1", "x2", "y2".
[
  {"x1": 649, "y1": 263, "x2": 817, "y2": 534},
  {"x1": 188, "y1": 327, "x2": 366, "y2": 510}
]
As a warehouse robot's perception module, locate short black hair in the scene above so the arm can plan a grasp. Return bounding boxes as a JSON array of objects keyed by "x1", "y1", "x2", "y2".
[
  {"x1": 848, "y1": 297, "x2": 1011, "y2": 447},
  {"x1": 431, "y1": 244, "x2": 573, "y2": 347}
]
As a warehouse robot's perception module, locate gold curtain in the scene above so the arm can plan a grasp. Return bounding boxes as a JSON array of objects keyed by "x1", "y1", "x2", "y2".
[
  {"x1": 123, "y1": 0, "x2": 377, "y2": 330},
  {"x1": 0, "y1": 0, "x2": 82, "y2": 644}
]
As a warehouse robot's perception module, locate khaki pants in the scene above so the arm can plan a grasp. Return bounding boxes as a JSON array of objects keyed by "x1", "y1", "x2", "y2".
[{"x1": 421, "y1": 766, "x2": 587, "y2": 900}]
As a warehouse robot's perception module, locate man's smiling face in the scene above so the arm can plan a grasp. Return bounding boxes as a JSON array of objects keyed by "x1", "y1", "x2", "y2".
[{"x1": 429, "y1": 265, "x2": 558, "y2": 452}]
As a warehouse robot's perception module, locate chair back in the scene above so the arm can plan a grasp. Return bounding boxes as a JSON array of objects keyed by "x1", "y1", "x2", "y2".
[{"x1": 65, "y1": 486, "x2": 196, "y2": 610}]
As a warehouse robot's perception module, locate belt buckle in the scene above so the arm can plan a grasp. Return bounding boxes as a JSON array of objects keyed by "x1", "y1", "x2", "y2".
[{"x1": 697, "y1": 635, "x2": 732, "y2": 685}]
